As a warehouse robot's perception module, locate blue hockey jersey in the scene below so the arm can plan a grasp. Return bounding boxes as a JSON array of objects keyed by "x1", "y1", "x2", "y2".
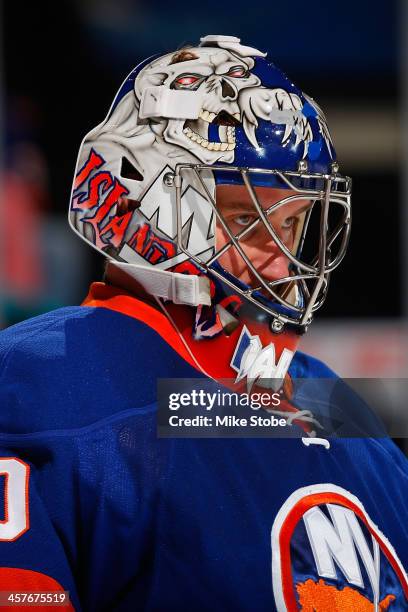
[{"x1": 0, "y1": 284, "x2": 407, "y2": 611}]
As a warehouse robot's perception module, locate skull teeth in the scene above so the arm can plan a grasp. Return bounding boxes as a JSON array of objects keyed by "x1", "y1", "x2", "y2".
[
  {"x1": 199, "y1": 109, "x2": 217, "y2": 123},
  {"x1": 226, "y1": 126, "x2": 236, "y2": 144},
  {"x1": 184, "y1": 117, "x2": 236, "y2": 151},
  {"x1": 198, "y1": 108, "x2": 240, "y2": 124}
]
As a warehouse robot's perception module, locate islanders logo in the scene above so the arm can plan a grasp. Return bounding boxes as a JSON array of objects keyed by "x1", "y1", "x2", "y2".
[{"x1": 272, "y1": 484, "x2": 408, "y2": 610}]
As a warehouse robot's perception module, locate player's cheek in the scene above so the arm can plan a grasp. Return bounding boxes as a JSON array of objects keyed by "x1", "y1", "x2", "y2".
[{"x1": 275, "y1": 224, "x2": 295, "y2": 250}]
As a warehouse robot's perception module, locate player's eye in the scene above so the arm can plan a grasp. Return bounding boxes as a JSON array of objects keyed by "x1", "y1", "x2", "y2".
[
  {"x1": 282, "y1": 217, "x2": 296, "y2": 229},
  {"x1": 226, "y1": 66, "x2": 249, "y2": 78},
  {"x1": 235, "y1": 214, "x2": 254, "y2": 227}
]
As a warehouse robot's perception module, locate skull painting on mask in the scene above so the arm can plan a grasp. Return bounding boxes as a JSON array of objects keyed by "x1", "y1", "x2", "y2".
[{"x1": 134, "y1": 47, "x2": 261, "y2": 164}]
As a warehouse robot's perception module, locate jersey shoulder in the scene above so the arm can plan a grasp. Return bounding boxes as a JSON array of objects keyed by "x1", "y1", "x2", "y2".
[
  {"x1": 289, "y1": 349, "x2": 338, "y2": 379},
  {"x1": 0, "y1": 305, "x2": 197, "y2": 434},
  {"x1": 290, "y1": 350, "x2": 390, "y2": 438}
]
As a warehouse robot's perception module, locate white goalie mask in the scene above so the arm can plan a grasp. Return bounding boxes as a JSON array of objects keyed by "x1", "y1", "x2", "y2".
[{"x1": 69, "y1": 35, "x2": 351, "y2": 334}]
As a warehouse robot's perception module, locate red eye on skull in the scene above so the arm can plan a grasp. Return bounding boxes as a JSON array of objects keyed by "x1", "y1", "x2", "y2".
[
  {"x1": 226, "y1": 66, "x2": 248, "y2": 78},
  {"x1": 176, "y1": 75, "x2": 200, "y2": 85}
]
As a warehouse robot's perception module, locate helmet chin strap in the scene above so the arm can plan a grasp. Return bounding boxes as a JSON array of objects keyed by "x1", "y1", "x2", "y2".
[{"x1": 106, "y1": 261, "x2": 211, "y2": 307}]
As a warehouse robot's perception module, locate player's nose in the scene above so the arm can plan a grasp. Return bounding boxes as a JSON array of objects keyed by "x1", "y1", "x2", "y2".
[{"x1": 247, "y1": 238, "x2": 291, "y2": 283}]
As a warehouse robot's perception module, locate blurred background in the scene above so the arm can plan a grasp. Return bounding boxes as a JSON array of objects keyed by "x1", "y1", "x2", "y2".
[{"x1": 0, "y1": 1, "x2": 407, "y2": 445}]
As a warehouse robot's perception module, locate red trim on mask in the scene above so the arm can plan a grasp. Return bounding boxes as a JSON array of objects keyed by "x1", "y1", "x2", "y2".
[{"x1": 163, "y1": 300, "x2": 301, "y2": 381}]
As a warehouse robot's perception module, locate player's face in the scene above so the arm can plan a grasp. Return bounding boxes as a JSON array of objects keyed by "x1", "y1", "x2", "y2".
[{"x1": 215, "y1": 184, "x2": 313, "y2": 286}]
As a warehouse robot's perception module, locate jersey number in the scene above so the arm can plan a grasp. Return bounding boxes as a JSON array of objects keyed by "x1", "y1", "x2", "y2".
[{"x1": 0, "y1": 458, "x2": 30, "y2": 541}]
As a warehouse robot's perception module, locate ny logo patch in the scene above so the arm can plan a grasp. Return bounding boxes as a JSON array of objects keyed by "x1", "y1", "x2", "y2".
[{"x1": 271, "y1": 484, "x2": 408, "y2": 610}]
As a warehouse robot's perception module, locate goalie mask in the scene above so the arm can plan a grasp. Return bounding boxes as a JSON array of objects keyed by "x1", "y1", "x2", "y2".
[{"x1": 70, "y1": 35, "x2": 351, "y2": 382}]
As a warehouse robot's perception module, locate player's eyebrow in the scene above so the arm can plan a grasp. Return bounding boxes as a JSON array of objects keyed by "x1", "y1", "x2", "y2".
[
  {"x1": 288, "y1": 201, "x2": 314, "y2": 214},
  {"x1": 217, "y1": 201, "x2": 255, "y2": 212},
  {"x1": 218, "y1": 200, "x2": 314, "y2": 214}
]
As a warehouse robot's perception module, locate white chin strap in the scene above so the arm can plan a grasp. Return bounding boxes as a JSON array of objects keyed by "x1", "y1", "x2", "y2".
[{"x1": 106, "y1": 261, "x2": 211, "y2": 307}]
